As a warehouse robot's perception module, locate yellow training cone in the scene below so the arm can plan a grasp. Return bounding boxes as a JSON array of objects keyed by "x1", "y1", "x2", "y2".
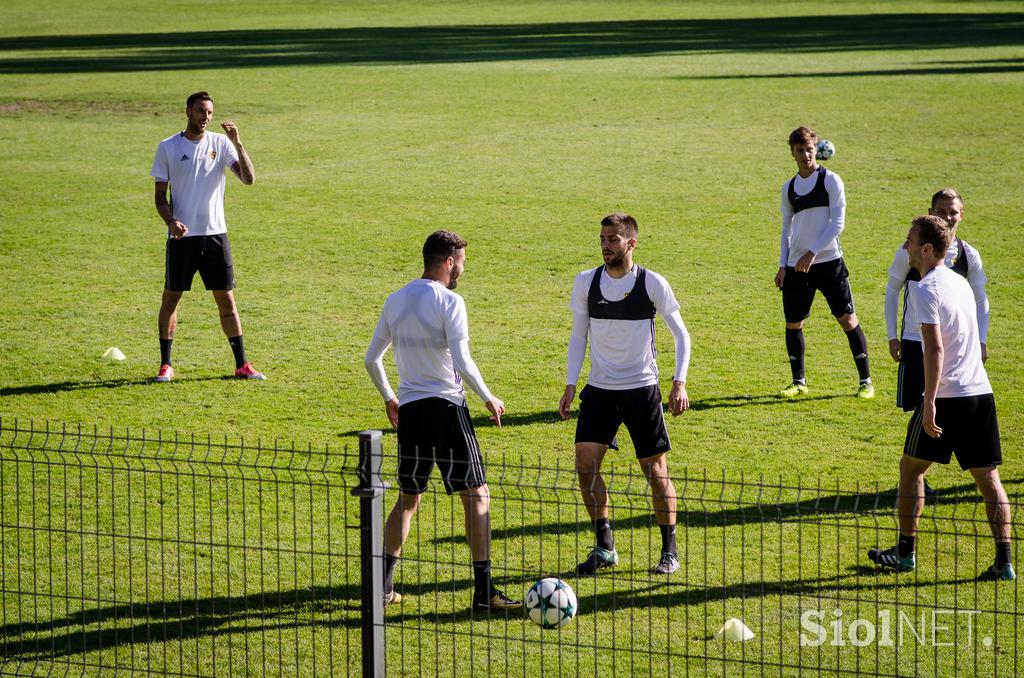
[
  {"x1": 101, "y1": 347, "x2": 126, "y2": 362},
  {"x1": 715, "y1": 618, "x2": 754, "y2": 642}
]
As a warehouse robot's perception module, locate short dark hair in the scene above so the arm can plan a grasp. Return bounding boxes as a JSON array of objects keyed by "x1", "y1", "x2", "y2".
[
  {"x1": 788, "y1": 126, "x2": 817, "y2": 148},
  {"x1": 422, "y1": 230, "x2": 467, "y2": 269},
  {"x1": 912, "y1": 214, "x2": 952, "y2": 257},
  {"x1": 600, "y1": 212, "x2": 638, "y2": 237},
  {"x1": 186, "y1": 91, "x2": 213, "y2": 109},
  {"x1": 930, "y1": 187, "x2": 963, "y2": 209}
]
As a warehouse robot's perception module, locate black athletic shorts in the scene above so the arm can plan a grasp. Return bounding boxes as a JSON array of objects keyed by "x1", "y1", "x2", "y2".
[
  {"x1": 782, "y1": 257, "x2": 855, "y2": 323},
  {"x1": 903, "y1": 393, "x2": 1001, "y2": 470},
  {"x1": 896, "y1": 339, "x2": 924, "y2": 412},
  {"x1": 575, "y1": 384, "x2": 671, "y2": 459},
  {"x1": 396, "y1": 397, "x2": 486, "y2": 494},
  {"x1": 165, "y1": 234, "x2": 235, "y2": 292}
]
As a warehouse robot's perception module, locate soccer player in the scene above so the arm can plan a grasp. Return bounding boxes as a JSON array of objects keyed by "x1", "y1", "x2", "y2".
[
  {"x1": 868, "y1": 215, "x2": 1013, "y2": 581},
  {"x1": 885, "y1": 188, "x2": 988, "y2": 409},
  {"x1": 151, "y1": 91, "x2": 265, "y2": 382},
  {"x1": 558, "y1": 213, "x2": 691, "y2": 576},
  {"x1": 885, "y1": 188, "x2": 988, "y2": 496},
  {"x1": 775, "y1": 126, "x2": 872, "y2": 399},
  {"x1": 365, "y1": 230, "x2": 522, "y2": 611}
]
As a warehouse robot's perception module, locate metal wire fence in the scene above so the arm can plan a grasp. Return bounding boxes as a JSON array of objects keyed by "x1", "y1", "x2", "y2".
[{"x1": 1, "y1": 418, "x2": 1020, "y2": 676}]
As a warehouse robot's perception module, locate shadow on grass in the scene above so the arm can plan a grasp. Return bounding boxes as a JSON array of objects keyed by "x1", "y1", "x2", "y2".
[
  {"x1": 0, "y1": 582, "x2": 363, "y2": 662},
  {"x1": 434, "y1": 477, "x2": 1024, "y2": 545},
  {"x1": 396, "y1": 565, "x2": 984, "y2": 627},
  {"x1": 337, "y1": 410, "x2": 562, "y2": 438},
  {"x1": 0, "y1": 375, "x2": 239, "y2": 396},
  {"x1": 341, "y1": 392, "x2": 850, "y2": 439},
  {"x1": 679, "y1": 59, "x2": 1024, "y2": 80},
  {"x1": 0, "y1": 14, "x2": 1021, "y2": 74}
]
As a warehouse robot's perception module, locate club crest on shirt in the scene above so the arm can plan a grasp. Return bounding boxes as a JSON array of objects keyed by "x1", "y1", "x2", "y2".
[{"x1": 208, "y1": 150, "x2": 217, "y2": 161}]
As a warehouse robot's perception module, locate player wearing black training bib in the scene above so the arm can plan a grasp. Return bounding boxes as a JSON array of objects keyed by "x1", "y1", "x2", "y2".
[
  {"x1": 885, "y1": 188, "x2": 989, "y2": 412},
  {"x1": 558, "y1": 213, "x2": 692, "y2": 576},
  {"x1": 774, "y1": 126, "x2": 873, "y2": 399}
]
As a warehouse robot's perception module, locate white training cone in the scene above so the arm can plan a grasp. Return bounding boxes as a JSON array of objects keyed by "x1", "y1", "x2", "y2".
[
  {"x1": 101, "y1": 347, "x2": 126, "y2": 362},
  {"x1": 715, "y1": 618, "x2": 754, "y2": 642}
]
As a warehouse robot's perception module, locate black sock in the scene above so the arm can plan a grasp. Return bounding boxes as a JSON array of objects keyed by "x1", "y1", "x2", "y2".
[
  {"x1": 996, "y1": 541, "x2": 1012, "y2": 568},
  {"x1": 160, "y1": 338, "x2": 173, "y2": 366},
  {"x1": 659, "y1": 523, "x2": 677, "y2": 556},
  {"x1": 383, "y1": 554, "x2": 398, "y2": 594},
  {"x1": 472, "y1": 560, "x2": 491, "y2": 600},
  {"x1": 785, "y1": 328, "x2": 806, "y2": 383},
  {"x1": 228, "y1": 335, "x2": 246, "y2": 369},
  {"x1": 845, "y1": 325, "x2": 871, "y2": 382},
  {"x1": 594, "y1": 518, "x2": 614, "y2": 551},
  {"x1": 898, "y1": 534, "x2": 916, "y2": 558}
]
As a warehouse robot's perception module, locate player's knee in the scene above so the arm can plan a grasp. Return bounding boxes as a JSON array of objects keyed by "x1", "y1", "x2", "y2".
[
  {"x1": 160, "y1": 291, "x2": 182, "y2": 312},
  {"x1": 785, "y1": 321, "x2": 803, "y2": 330},
  {"x1": 398, "y1": 492, "x2": 422, "y2": 512},
  {"x1": 837, "y1": 313, "x2": 858, "y2": 330}
]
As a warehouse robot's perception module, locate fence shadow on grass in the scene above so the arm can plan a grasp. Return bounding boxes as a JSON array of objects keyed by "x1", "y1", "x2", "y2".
[
  {"x1": 0, "y1": 13, "x2": 1021, "y2": 74},
  {"x1": 390, "y1": 565, "x2": 983, "y2": 628},
  {"x1": 0, "y1": 583, "x2": 363, "y2": 662}
]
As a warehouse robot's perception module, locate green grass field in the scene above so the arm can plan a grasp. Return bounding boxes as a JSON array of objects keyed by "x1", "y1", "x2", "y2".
[{"x1": 2, "y1": 1, "x2": 1023, "y2": 675}]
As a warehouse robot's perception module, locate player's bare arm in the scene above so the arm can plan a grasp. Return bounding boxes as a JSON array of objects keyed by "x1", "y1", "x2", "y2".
[
  {"x1": 774, "y1": 267, "x2": 786, "y2": 289},
  {"x1": 221, "y1": 121, "x2": 255, "y2": 185},
  {"x1": 154, "y1": 181, "x2": 188, "y2": 238},
  {"x1": 920, "y1": 323, "x2": 943, "y2": 439}
]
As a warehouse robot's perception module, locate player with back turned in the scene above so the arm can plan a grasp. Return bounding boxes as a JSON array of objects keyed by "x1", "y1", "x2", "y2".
[{"x1": 365, "y1": 230, "x2": 522, "y2": 611}]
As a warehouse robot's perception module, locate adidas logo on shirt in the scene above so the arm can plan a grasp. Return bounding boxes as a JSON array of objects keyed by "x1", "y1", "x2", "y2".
[{"x1": 180, "y1": 154, "x2": 189, "y2": 161}]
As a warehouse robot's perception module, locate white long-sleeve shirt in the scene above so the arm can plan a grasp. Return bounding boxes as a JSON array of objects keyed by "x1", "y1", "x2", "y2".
[
  {"x1": 779, "y1": 169, "x2": 845, "y2": 267},
  {"x1": 365, "y1": 278, "x2": 493, "y2": 406},
  {"x1": 884, "y1": 240, "x2": 988, "y2": 343},
  {"x1": 566, "y1": 266, "x2": 691, "y2": 390}
]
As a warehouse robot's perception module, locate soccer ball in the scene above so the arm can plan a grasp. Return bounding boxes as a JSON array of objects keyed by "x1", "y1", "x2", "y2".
[
  {"x1": 816, "y1": 139, "x2": 835, "y2": 160},
  {"x1": 526, "y1": 578, "x2": 577, "y2": 628}
]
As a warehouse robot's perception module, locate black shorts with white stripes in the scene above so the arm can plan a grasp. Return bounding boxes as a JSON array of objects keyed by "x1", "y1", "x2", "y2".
[
  {"x1": 396, "y1": 397, "x2": 486, "y2": 494},
  {"x1": 781, "y1": 257, "x2": 855, "y2": 323},
  {"x1": 896, "y1": 339, "x2": 924, "y2": 412},
  {"x1": 903, "y1": 393, "x2": 1001, "y2": 470}
]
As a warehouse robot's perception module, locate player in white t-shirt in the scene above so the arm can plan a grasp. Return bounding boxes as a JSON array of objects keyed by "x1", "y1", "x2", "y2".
[
  {"x1": 558, "y1": 213, "x2": 692, "y2": 576},
  {"x1": 365, "y1": 230, "x2": 522, "y2": 611},
  {"x1": 150, "y1": 91, "x2": 264, "y2": 383},
  {"x1": 869, "y1": 215, "x2": 1013, "y2": 581},
  {"x1": 775, "y1": 126, "x2": 873, "y2": 400}
]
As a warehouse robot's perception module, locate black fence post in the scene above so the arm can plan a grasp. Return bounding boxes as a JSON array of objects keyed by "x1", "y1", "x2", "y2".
[{"x1": 353, "y1": 430, "x2": 388, "y2": 678}]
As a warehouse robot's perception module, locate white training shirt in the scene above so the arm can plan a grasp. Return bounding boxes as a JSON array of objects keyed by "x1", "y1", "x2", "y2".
[
  {"x1": 364, "y1": 278, "x2": 494, "y2": 407},
  {"x1": 907, "y1": 265, "x2": 991, "y2": 398},
  {"x1": 151, "y1": 131, "x2": 240, "y2": 237},
  {"x1": 779, "y1": 168, "x2": 846, "y2": 267},
  {"x1": 884, "y1": 240, "x2": 988, "y2": 343},
  {"x1": 567, "y1": 266, "x2": 691, "y2": 390}
]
